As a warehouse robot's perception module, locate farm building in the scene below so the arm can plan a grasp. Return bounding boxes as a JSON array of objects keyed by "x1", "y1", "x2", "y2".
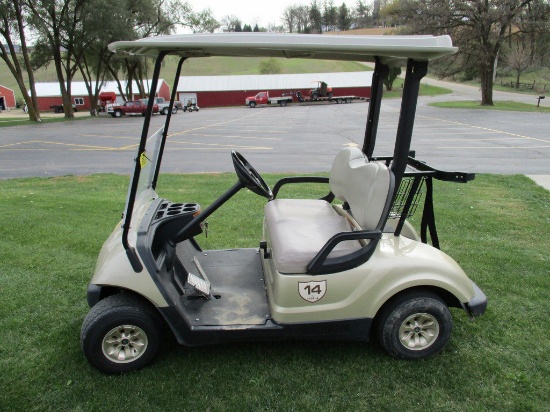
[
  {"x1": 34, "y1": 79, "x2": 171, "y2": 112},
  {"x1": 0, "y1": 85, "x2": 17, "y2": 110},
  {"x1": 176, "y1": 71, "x2": 373, "y2": 107},
  {"x1": 32, "y1": 71, "x2": 373, "y2": 111}
]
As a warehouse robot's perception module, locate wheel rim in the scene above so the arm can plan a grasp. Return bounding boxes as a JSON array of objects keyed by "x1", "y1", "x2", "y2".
[
  {"x1": 102, "y1": 325, "x2": 148, "y2": 363},
  {"x1": 399, "y1": 313, "x2": 439, "y2": 351}
]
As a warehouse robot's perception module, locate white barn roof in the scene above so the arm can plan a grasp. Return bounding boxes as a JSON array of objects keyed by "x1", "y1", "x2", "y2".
[
  {"x1": 177, "y1": 71, "x2": 373, "y2": 92},
  {"x1": 34, "y1": 79, "x2": 165, "y2": 97}
]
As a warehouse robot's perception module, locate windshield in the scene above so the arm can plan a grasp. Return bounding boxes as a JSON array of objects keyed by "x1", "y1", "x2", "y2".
[{"x1": 123, "y1": 127, "x2": 164, "y2": 226}]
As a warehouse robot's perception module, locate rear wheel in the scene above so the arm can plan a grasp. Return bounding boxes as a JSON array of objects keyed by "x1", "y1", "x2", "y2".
[
  {"x1": 280, "y1": 100, "x2": 287, "y2": 107},
  {"x1": 81, "y1": 293, "x2": 164, "y2": 374},
  {"x1": 162, "y1": 107, "x2": 169, "y2": 115},
  {"x1": 376, "y1": 291, "x2": 452, "y2": 359}
]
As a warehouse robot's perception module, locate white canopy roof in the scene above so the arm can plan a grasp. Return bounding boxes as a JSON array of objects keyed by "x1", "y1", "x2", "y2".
[{"x1": 109, "y1": 33, "x2": 457, "y2": 67}]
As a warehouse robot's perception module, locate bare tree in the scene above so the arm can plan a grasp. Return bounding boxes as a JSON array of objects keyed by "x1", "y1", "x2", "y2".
[
  {"x1": 0, "y1": 0, "x2": 41, "y2": 121},
  {"x1": 387, "y1": 0, "x2": 535, "y2": 105},
  {"x1": 505, "y1": 42, "x2": 533, "y2": 88}
]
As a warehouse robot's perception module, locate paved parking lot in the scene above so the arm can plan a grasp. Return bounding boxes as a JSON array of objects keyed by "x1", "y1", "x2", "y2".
[{"x1": 1, "y1": 99, "x2": 549, "y2": 179}]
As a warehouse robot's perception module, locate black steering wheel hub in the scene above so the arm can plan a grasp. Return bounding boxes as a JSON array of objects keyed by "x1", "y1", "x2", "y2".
[{"x1": 231, "y1": 151, "x2": 273, "y2": 199}]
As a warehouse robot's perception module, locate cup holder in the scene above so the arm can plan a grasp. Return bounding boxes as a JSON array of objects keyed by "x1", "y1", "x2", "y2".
[{"x1": 161, "y1": 203, "x2": 199, "y2": 218}]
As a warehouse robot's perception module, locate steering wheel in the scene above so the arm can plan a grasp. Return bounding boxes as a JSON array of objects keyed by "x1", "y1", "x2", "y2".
[{"x1": 231, "y1": 151, "x2": 273, "y2": 199}]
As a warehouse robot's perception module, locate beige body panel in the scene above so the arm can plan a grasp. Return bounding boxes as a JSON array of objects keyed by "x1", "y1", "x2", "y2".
[
  {"x1": 262, "y1": 222, "x2": 474, "y2": 324},
  {"x1": 89, "y1": 189, "x2": 168, "y2": 307}
]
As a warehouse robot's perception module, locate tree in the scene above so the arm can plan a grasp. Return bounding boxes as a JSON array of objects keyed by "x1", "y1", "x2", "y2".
[
  {"x1": 387, "y1": 0, "x2": 535, "y2": 106},
  {"x1": 27, "y1": 0, "x2": 89, "y2": 118},
  {"x1": 259, "y1": 58, "x2": 282, "y2": 74},
  {"x1": 187, "y1": 8, "x2": 220, "y2": 33},
  {"x1": 384, "y1": 66, "x2": 402, "y2": 91},
  {"x1": 309, "y1": 0, "x2": 324, "y2": 33},
  {"x1": 338, "y1": 2, "x2": 353, "y2": 31},
  {"x1": 282, "y1": 5, "x2": 297, "y2": 32},
  {"x1": 505, "y1": 42, "x2": 533, "y2": 88},
  {"x1": 354, "y1": 0, "x2": 372, "y2": 28},
  {"x1": 221, "y1": 15, "x2": 242, "y2": 32},
  {"x1": 323, "y1": 0, "x2": 338, "y2": 31},
  {"x1": 0, "y1": 0, "x2": 41, "y2": 121}
]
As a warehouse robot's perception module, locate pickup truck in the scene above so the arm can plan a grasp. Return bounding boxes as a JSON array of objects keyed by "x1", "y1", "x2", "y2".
[
  {"x1": 108, "y1": 99, "x2": 159, "y2": 118},
  {"x1": 245, "y1": 91, "x2": 293, "y2": 108},
  {"x1": 145, "y1": 97, "x2": 184, "y2": 115}
]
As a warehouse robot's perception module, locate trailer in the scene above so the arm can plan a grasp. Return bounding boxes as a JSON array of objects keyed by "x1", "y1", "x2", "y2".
[{"x1": 295, "y1": 91, "x2": 368, "y2": 104}]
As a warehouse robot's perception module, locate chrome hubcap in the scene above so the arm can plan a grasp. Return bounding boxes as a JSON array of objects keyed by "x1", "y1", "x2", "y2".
[
  {"x1": 399, "y1": 313, "x2": 439, "y2": 351},
  {"x1": 102, "y1": 325, "x2": 148, "y2": 363}
]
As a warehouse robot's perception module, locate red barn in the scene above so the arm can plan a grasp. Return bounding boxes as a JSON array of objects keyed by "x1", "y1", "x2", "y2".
[
  {"x1": 0, "y1": 85, "x2": 16, "y2": 110},
  {"x1": 34, "y1": 80, "x2": 171, "y2": 112},
  {"x1": 176, "y1": 71, "x2": 373, "y2": 108}
]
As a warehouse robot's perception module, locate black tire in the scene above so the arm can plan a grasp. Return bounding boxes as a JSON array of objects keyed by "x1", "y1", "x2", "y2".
[
  {"x1": 81, "y1": 293, "x2": 164, "y2": 374},
  {"x1": 327, "y1": 92, "x2": 333, "y2": 99},
  {"x1": 312, "y1": 93, "x2": 319, "y2": 100},
  {"x1": 249, "y1": 101, "x2": 257, "y2": 108},
  {"x1": 280, "y1": 100, "x2": 287, "y2": 107},
  {"x1": 376, "y1": 291, "x2": 452, "y2": 359},
  {"x1": 172, "y1": 107, "x2": 178, "y2": 114},
  {"x1": 114, "y1": 110, "x2": 122, "y2": 118},
  {"x1": 345, "y1": 97, "x2": 352, "y2": 103},
  {"x1": 162, "y1": 107, "x2": 169, "y2": 115}
]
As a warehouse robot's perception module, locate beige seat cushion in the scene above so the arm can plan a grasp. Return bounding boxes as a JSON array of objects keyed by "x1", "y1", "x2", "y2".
[{"x1": 264, "y1": 199, "x2": 361, "y2": 274}]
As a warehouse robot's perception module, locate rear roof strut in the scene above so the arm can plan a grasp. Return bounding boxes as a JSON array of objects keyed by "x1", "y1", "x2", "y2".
[
  {"x1": 362, "y1": 59, "x2": 389, "y2": 158},
  {"x1": 390, "y1": 58, "x2": 428, "y2": 195}
]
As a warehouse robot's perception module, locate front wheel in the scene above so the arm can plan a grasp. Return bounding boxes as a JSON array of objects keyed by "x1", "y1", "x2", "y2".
[
  {"x1": 376, "y1": 291, "x2": 452, "y2": 359},
  {"x1": 81, "y1": 294, "x2": 164, "y2": 374},
  {"x1": 249, "y1": 101, "x2": 257, "y2": 108},
  {"x1": 280, "y1": 100, "x2": 287, "y2": 107},
  {"x1": 114, "y1": 110, "x2": 122, "y2": 118},
  {"x1": 162, "y1": 107, "x2": 169, "y2": 115}
]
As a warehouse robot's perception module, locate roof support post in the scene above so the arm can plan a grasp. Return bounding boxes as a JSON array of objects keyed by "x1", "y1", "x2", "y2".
[
  {"x1": 390, "y1": 58, "x2": 428, "y2": 192},
  {"x1": 362, "y1": 60, "x2": 389, "y2": 158},
  {"x1": 122, "y1": 51, "x2": 168, "y2": 271},
  {"x1": 153, "y1": 56, "x2": 187, "y2": 189}
]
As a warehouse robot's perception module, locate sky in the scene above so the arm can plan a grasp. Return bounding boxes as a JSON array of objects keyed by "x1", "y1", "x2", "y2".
[{"x1": 192, "y1": 0, "x2": 355, "y2": 29}]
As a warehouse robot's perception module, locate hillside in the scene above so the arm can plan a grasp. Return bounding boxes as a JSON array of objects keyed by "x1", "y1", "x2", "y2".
[{"x1": 0, "y1": 56, "x2": 368, "y2": 101}]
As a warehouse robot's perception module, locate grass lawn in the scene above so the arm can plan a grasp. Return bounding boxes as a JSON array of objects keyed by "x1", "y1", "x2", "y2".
[
  {"x1": 429, "y1": 100, "x2": 550, "y2": 113},
  {"x1": 0, "y1": 173, "x2": 549, "y2": 411},
  {"x1": 384, "y1": 83, "x2": 452, "y2": 99},
  {"x1": 0, "y1": 114, "x2": 91, "y2": 128}
]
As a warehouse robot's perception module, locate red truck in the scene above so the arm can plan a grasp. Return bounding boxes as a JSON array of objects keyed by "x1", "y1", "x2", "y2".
[
  {"x1": 245, "y1": 91, "x2": 294, "y2": 108},
  {"x1": 108, "y1": 99, "x2": 159, "y2": 118}
]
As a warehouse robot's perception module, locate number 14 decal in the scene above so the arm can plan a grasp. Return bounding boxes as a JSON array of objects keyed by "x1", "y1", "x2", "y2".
[{"x1": 298, "y1": 280, "x2": 327, "y2": 303}]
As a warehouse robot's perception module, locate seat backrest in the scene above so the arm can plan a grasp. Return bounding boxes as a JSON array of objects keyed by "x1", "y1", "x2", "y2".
[{"x1": 329, "y1": 147, "x2": 391, "y2": 230}]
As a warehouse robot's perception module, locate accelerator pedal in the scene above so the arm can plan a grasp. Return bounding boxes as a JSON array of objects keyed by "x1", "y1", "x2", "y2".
[{"x1": 187, "y1": 256, "x2": 213, "y2": 299}]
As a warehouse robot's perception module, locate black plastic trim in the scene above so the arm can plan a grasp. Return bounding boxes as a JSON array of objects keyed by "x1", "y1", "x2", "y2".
[
  {"x1": 86, "y1": 284, "x2": 102, "y2": 308},
  {"x1": 158, "y1": 305, "x2": 373, "y2": 346},
  {"x1": 272, "y1": 176, "x2": 332, "y2": 201},
  {"x1": 307, "y1": 230, "x2": 382, "y2": 275},
  {"x1": 465, "y1": 282, "x2": 488, "y2": 317}
]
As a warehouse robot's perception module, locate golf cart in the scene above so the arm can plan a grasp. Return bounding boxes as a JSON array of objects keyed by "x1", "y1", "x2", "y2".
[{"x1": 81, "y1": 33, "x2": 487, "y2": 374}]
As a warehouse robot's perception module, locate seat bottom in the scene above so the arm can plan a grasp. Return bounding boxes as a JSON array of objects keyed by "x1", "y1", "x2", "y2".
[{"x1": 264, "y1": 199, "x2": 362, "y2": 274}]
